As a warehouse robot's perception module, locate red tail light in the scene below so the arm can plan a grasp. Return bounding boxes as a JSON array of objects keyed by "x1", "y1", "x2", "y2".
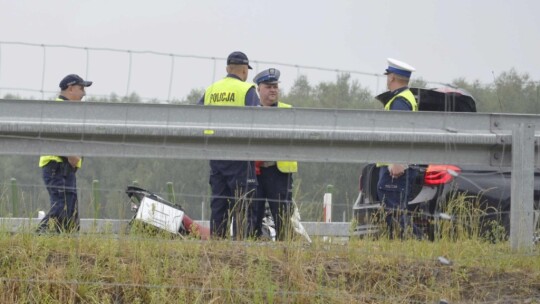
[{"x1": 424, "y1": 165, "x2": 461, "y2": 185}]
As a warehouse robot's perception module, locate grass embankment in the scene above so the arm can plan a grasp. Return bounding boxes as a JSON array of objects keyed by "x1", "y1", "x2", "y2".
[{"x1": 0, "y1": 228, "x2": 539, "y2": 304}]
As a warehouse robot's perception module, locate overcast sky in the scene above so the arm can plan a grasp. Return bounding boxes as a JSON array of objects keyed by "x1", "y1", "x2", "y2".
[{"x1": 0, "y1": 0, "x2": 539, "y2": 101}]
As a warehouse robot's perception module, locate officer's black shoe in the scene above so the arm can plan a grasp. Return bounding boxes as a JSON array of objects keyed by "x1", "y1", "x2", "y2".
[{"x1": 35, "y1": 226, "x2": 48, "y2": 235}]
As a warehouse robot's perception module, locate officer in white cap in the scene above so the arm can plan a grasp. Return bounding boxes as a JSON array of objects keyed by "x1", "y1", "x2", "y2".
[
  {"x1": 252, "y1": 68, "x2": 298, "y2": 240},
  {"x1": 382, "y1": 58, "x2": 417, "y2": 110},
  {"x1": 375, "y1": 58, "x2": 421, "y2": 239}
]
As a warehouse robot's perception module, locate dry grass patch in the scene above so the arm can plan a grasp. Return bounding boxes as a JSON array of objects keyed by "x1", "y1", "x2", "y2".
[{"x1": 0, "y1": 230, "x2": 539, "y2": 303}]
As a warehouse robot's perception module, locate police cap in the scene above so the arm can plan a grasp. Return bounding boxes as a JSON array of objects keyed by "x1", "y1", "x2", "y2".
[
  {"x1": 384, "y1": 58, "x2": 415, "y2": 78},
  {"x1": 59, "y1": 74, "x2": 93, "y2": 90},
  {"x1": 227, "y1": 51, "x2": 253, "y2": 69},
  {"x1": 253, "y1": 68, "x2": 280, "y2": 85}
]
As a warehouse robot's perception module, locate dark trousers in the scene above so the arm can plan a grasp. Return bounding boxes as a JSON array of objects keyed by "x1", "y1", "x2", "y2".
[
  {"x1": 209, "y1": 160, "x2": 257, "y2": 239},
  {"x1": 37, "y1": 161, "x2": 79, "y2": 233},
  {"x1": 254, "y1": 165, "x2": 293, "y2": 241},
  {"x1": 377, "y1": 166, "x2": 421, "y2": 239}
]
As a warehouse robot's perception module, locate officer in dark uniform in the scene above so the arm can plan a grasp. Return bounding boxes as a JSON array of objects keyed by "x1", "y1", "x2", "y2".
[
  {"x1": 198, "y1": 51, "x2": 259, "y2": 239},
  {"x1": 375, "y1": 58, "x2": 421, "y2": 239},
  {"x1": 251, "y1": 68, "x2": 298, "y2": 241},
  {"x1": 37, "y1": 74, "x2": 92, "y2": 233}
]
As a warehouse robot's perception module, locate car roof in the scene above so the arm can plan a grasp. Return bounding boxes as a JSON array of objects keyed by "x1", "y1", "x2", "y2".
[{"x1": 410, "y1": 87, "x2": 477, "y2": 113}]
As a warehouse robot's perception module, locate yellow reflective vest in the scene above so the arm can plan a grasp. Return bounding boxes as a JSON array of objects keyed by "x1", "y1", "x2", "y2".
[
  {"x1": 384, "y1": 88, "x2": 418, "y2": 111},
  {"x1": 204, "y1": 77, "x2": 254, "y2": 106},
  {"x1": 39, "y1": 97, "x2": 82, "y2": 168},
  {"x1": 275, "y1": 102, "x2": 298, "y2": 173},
  {"x1": 377, "y1": 88, "x2": 418, "y2": 167}
]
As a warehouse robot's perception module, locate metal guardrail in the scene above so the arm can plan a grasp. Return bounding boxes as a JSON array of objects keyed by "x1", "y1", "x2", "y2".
[
  {"x1": 0, "y1": 99, "x2": 539, "y2": 250},
  {"x1": 1, "y1": 99, "x2": 539, "y2": 166}
]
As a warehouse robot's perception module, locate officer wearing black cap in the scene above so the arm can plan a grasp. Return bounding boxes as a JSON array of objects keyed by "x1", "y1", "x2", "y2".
[
  {"x1": 252, "y1": 68, "x2": 297, "y2": 240},
  {"x1": 198, "y1": 51, "x2": 260, "y2": 239},
  {"x1": 37, "y1": 74, "x2": 92, "y2": 233},
  {"x1": 375, "y1": 58, "x2": 421, "y2": 239}
]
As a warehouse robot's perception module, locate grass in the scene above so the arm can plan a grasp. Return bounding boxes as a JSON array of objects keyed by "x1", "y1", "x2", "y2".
[
  {"x1": 0, "y1": 228, "x2": 539, "y2": 304},
  {"x1": 0, "y1": 194, "x2": 539, "y2": 303}
]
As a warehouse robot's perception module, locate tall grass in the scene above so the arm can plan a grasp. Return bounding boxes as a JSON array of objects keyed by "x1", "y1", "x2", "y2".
[
  {"x1": 0, "y1": 193, "x2": 539, "y2": 303},
  {"x1": 0, "y1": 224, "x2": 539, "y2": 303}
]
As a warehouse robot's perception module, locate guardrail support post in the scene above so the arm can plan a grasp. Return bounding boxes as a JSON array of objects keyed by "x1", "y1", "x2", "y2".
[{"x1": 510, "y1": 123, "x2": 534, "y2": 251}]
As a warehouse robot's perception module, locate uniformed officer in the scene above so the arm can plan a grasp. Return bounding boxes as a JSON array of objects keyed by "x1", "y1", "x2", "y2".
[
  {"x1": 252, "y1": 68, "x2": 298, "y2": 240},
  {"x1": 36, "y1": 74, "x2": 92, "y2": 233},
  {"x1": 375, "y1": 58, "x2": 421, "y2": 239},
  {"x1": 199, "y1": 51, "x2": 259, "y2": 239}
]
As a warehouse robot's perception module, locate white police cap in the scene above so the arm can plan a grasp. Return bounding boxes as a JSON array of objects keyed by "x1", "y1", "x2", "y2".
[
  {"x1": 253, "y1": 68, "x2": 280, "y2": 85},
  {"x1": 385, "y1": 58, "x2": 415, "y2": 78}
]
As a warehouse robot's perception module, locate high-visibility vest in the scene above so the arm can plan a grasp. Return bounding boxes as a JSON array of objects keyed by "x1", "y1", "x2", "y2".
[
  {"x1": 384, "y1": 89, "x2": 418, "y2": 111},
  {"x1": 377, "y1": 89, "x2": 418, "y2": 167},
  {"x1": 204, "y1": 77, "x2": 254, "y2": 107},
  {"x1": 39, "y1": 97, "x2": 83, "y2": 168},
  {"x1": 275, "y1": 102, "x2": 298, "y2": 173}
]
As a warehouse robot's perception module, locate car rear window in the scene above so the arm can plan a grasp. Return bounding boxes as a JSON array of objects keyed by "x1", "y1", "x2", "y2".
[{"x1": 411, "y1": 88, "x2": 477, "y2": 113}]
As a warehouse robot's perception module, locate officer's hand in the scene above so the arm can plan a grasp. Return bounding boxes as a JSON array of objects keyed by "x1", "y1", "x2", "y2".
[
  {"x1": 67, "y1": 156, "x2": 81, "y2": 168},
  {"x1": 388, "y1": 164, "x2": 407, "y2": 178}
]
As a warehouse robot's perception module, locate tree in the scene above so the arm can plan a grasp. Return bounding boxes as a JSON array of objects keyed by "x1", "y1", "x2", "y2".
[
  {"x1": 494, "y1": 69, "x2": 540, "y2": 114},
  {"x1": 87, "y1": 92, "x2": 142, "y2": 103},
  {"x1": 182, "y1": 88, "x2": 205, "y2": 105},
  {"x1": 2, "y1": 93, "x2": 21, "y2": 100},
  {"x1": 452, "y1": 69, "x2": 540, "y2": 114},
  {"x1": 283, "y1": 75, "x2": 313, "y2": 107},
  {"x1": 313, "y1": 73, "x2": 374, "y2": 109},
  {"x1": 410, "y1": 77, "x2": 427, "y2": 89},
  {"x1": 284, "y1": 73, "x2": 375, "y2": 109},
  {"x1": 121, "y1": 93, "x2": 142, "y2": 103}
]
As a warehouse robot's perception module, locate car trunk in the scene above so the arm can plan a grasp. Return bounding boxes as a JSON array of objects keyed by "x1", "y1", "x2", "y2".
[
  {"x1": 411, "y1": 87, "x2": 477, "y2": 113},
  {"x1": 360, "y1": 164, "x2": 426, "y2": 204}
]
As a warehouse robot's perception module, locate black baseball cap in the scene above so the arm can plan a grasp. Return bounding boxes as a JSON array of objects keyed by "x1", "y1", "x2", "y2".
[
  {"x1": 227, "y1": 51, "x2": 253, "y2": 69},
  {"x1": 59, "y1": 74, "x2": 93, "y2": 90}
]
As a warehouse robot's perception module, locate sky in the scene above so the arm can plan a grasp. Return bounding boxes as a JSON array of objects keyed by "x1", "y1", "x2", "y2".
[{"x1": 0, "y1": 0, "x2": 539, "y2": 102}]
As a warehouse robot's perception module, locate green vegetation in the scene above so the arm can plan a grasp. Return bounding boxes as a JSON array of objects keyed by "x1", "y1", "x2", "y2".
[
  {"x1": 0, "y1": 227, "x2": 538, "y2": 303},
  {"x1": 1, "y1": 178, "x2": 539, "y2": 303}
]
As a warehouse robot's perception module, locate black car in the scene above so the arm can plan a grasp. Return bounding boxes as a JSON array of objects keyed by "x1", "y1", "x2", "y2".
[{"x1": 352, "y1": 87, "x2": 540, "y2": 241}]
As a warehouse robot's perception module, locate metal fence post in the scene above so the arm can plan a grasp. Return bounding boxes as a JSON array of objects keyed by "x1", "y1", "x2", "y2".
[
  {"x1": 323, "y1": 184, "x2": 333, "y2": 242},
  {"x1": 323, "y1": 184, "x2": 333, "y2": 223},
  {"x1": 92, "y1": 180, "x2": 101, "y2": 219},
  {"x1": 201, "y1": 201, "x2": 205, "y2": 221},
  {"x1": 10, "y1": 178, "x2": 19, "y2": 217},
  {"x1": 167, "y1": 182, "x2": 175, "y2": 204},
  {"x1": 510, "y1": 123, "x2": 534, "y2": 251}
]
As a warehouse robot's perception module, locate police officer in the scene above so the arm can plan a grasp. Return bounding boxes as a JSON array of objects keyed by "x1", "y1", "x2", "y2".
[
  {"x1": 375, "y1": 58, "x2": 421, "y2": 239},
  {"x1": 37, "y1": 74, "x2": 92, "y2": 233},
  {"x1": 199, "y1": 51, "x2": 259, "y2": 239},
  {"x1": 252, "y1": 68, "x2": 298, "y2": 241}
]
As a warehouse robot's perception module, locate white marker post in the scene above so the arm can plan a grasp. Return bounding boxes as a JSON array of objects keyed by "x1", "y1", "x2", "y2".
[{"x1": 323, "y1": 185, "x2": 333, "y2": 242}]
